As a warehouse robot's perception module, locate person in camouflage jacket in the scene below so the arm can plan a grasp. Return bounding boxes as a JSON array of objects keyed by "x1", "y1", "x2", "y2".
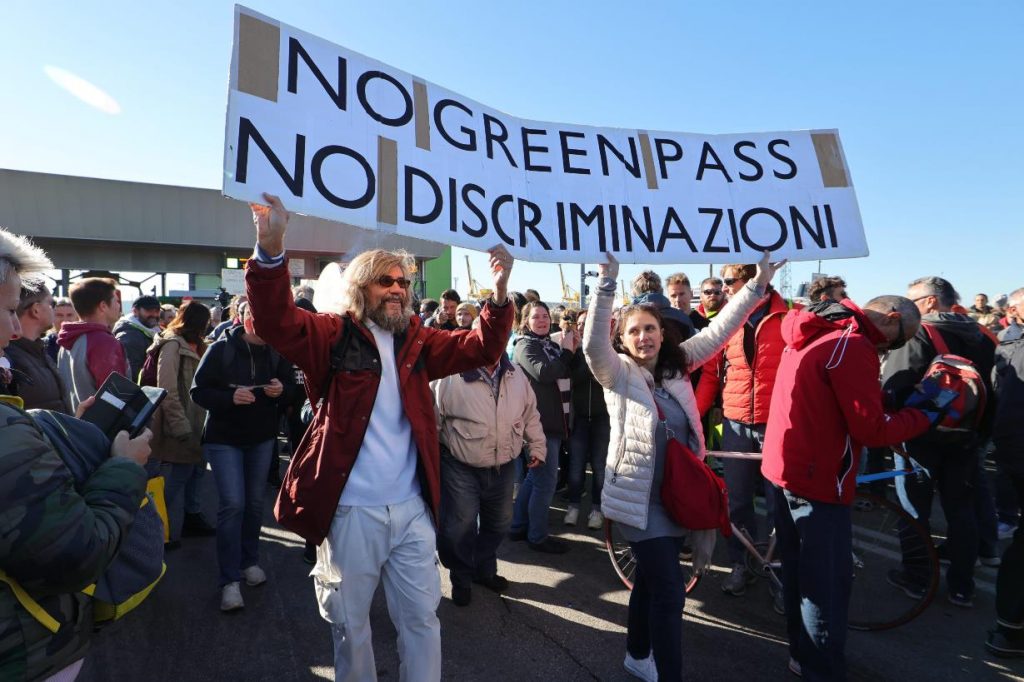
[{"x1": 0, "y1": 227, "x2": 152, "y2": 681}]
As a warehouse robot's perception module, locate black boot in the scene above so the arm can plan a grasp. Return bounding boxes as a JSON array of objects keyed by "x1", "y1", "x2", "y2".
[{"x1": 182, "y1": 512, "x2": 216, "y2": 537}]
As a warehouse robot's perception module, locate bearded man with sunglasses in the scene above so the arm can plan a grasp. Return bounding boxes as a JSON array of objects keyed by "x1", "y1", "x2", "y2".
[
  {"x1": 760, "y1": 294, "x2": 935, "y2": 680},
  {"x1": 245, "y1": 193, "x2": 514, "y2": 682}
]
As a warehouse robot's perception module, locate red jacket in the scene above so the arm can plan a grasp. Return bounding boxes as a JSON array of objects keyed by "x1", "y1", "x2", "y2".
[
  {"x1": 760, "y1": 300, "x2": 931, "y2": 505},
  {"x1": 245, "y1": 260, "x2": 513, "y2": 544},
  {"x1": 697, "y1": 291, "x2": 793, "y2": 424}
]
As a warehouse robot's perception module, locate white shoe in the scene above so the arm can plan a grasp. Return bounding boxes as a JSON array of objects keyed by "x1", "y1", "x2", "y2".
[
  {"x1": 623, "y1": 652, "x2": 657, "y2": 682},
  {"x1": 587, "y1": 509, "x2": 604, "y2": 530},
  {"x1": 243, "y1": 565, "x2": 267, "y2": 587},
  {"x1": 220, "y1": 582, "x2": 244, "y2": 611},
  {"x1": 564, "y1": 505, "x2": 580, "y2": 526}
]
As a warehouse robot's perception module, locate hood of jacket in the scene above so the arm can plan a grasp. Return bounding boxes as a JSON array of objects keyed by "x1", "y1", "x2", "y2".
[
  {"x1": 921, "y1": 311, "x2": 990, "y2": 346},
  {"x1": 782, "y1": 299, "x2": 887, "y2": 351},
  {"x1": 113, "y1": 316, "x2": 157, "y2": 339},
  {"x1": 57, "y1": 321, "x2": 113, "y2": 349}
]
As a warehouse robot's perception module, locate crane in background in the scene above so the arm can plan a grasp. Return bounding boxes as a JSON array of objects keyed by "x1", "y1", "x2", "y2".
[
  {"x1": 558, "y1": 264, "x2": 581, "y2": 307},
  {"x1": 465, "y1": 255, "x2": 492, "y2": 301}
]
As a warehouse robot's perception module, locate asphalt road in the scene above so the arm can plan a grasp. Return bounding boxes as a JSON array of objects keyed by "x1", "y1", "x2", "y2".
[{"x1": 79, "y1": 465, "x2": 1024, "y2": 682}]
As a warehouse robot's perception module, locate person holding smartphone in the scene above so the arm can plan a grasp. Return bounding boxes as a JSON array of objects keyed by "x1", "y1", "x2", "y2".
[{"x1": 190, "y1": 300, "x2": 295, "y2": 611}]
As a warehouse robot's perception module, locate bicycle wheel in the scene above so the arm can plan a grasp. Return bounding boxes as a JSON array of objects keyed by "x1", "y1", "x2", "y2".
[
  {"x1": 604, "y1": 519, "x2": 700, "y2": 593},
  {"x1": 847, "y1": 492, "x2": 939, "y2": 631}
]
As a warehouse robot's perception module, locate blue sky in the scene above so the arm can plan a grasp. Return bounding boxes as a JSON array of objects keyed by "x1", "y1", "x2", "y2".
[{"x1": 1, "y1": 1, "x2": 1020, "y2": 303}]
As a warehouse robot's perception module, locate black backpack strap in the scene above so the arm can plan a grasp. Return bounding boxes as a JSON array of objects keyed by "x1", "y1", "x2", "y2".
[{"x1": 317, "y1": 317, "x2": 354, "y2": 408}]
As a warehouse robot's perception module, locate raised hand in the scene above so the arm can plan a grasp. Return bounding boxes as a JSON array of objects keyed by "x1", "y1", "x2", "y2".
[
  {"x1": 597, "y1": 252, "x2": 619, "y2": 281},
  {"x1": 754, "y1": 251, "x2": 787, "y2": 289},
  {"x1": 487, "y1": 245, "x2": 514, "y2": 305},
  {"x1": 250, "y1": 192, "x2": 289, "y2": 257}
]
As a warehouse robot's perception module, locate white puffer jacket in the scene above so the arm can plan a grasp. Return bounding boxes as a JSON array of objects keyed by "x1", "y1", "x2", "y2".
[{"x1": 583, "y1": 277, "x2": 763, "y2": 531}]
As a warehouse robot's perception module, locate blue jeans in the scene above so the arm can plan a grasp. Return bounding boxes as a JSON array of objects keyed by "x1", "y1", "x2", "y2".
[
  {"x1": 567, "y1": 415, "x2": 610, "y2": 507},
  {"x1": 184, "y1": 465, "x2": 205, "y2": 515},
  {"x1": 160, "y1": 462, "x2": 198, "y2": 542},
  {"x1": 437, "y1": 451, "x2": 515, "y2": 589},
  {"x1": 721, "y1": 419, "x2": 772, "y2": 564},
  {"x1": 205, "y1": 440, "x2": 275, "y2": 586},
  {"x1": 627, "y1": 536, "x2": 686, "y2": 682},
  {"x1": 773, "y1": 484, "x2": 851, "y2": 682},
  {"x1": 511, "y1": 435, "x2": 561, "y2": 544}
]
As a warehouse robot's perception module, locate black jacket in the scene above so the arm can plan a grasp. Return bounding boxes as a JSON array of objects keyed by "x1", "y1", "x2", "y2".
[
  {"x1": 570, "y1": 348, "x2": 607, "y2": 420},
  {"x1": 190, "y1": 326, "x2": 296, "y2": 446},
  {"x1": 882, "y1": 312, "x2": 997, "y2": 442},
  {"x1": 4, "y1": 336, "x2": 72, "y2": 413},
  {"x1": 513, "y1": 333, "x2": 571, "y2": 438},
  {"x1": 993, "y1": 338, "x2": 1024, "y2": 474}
]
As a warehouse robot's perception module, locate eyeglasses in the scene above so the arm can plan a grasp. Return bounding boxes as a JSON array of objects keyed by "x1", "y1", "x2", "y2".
[
  {"x1": 911, "y1": 295, "x2": 934, "y2": 303},
  {"x1": 723, "y1": 278, "x2": 741, "y2": 286},
  {"x1": 702, "y1": 289, "x2": 723, "y2": 296},
  {"x1": 887, "y1": 310, "x2": 907, "y2": 351},
  {"x1": 376, "y1": 275, "x2": 411, "y2": 289}
]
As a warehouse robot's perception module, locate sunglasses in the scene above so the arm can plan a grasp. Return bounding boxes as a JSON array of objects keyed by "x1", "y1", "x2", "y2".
[
  {"x1": 887, "y1": 310, "x2": 907, "y2": 351},
  {"x1": 376, "y1": 275, "x2": 411, "y2": 289},
  {"x1": 702, "y1": 289, "x2": 723, "y2": 296},
  {"x1": 723, "y1": 278, "x2": 742, "y2": 286}
]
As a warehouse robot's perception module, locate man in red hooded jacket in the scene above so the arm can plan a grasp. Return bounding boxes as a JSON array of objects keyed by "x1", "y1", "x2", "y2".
[{"x1": 761, "y1": 296, "x2": 935, "y2": 681}]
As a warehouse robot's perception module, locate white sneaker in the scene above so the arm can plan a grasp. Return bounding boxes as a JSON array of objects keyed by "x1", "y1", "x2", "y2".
[
  {"x1": 623, "y1": 653, "x2": 657, "y2": 682},
  {"x1": 243, "y1": 565, "x2": 267, "y2": 587},
  {"x1": 587, "y1": 509, "x2": 604, "y2": 530},
  {"x1": 220, "y1": 582, "x2": 244, "y2": 611},
  {"x1": 564, "y1": 505, "x2": 580, "y2": 526}
]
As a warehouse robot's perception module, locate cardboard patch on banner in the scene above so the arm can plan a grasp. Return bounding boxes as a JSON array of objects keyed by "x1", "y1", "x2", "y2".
[
  {"x1": 377, "y1": 136, "x2": 398, "y2": 226},
  {"x1": 236, "y1": 14, "x2": 280, "y2": 102},
  {"x1": 811, "y1": 132, "x2": 850, "y2": 188}
]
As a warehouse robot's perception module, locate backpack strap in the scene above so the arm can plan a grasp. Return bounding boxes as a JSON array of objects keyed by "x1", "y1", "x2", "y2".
[
  {"x1": 0, "y1": 569, "x2": 60, "y2": 633},
  {"x1": 922, "y1": 323, "x2": 950, "y2": 355},
  {"x1": 316, "y1": 317, "x2": 354, "y2": 409}
]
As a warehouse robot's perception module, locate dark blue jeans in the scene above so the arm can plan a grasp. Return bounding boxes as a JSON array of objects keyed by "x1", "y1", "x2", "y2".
[
  {"x1": 773, "y1": 485, "x2": 851, "y2": 682},
  {"x1": 997, "y1": 472, "x2": 1024, "y2": 627},
  {"x1": 627, "y1": 536, "x2": 686, "y2": 682},
  {"x1": 160, "y1": 462, "x2": 198, "y2": 542},
  {"x1": 722, "y1": 419, "x2": 772, "y2": 564},
  {"x1": 567, "y1": 415, "x2": 610, "y2": 506},
  {"x1": 437, "y1": 452, "x2": 515, "y2": 589},
  {"x1": 511, "y1": 435, "x2": 561, "y2": 544},
  {"x1": 205, "y1": 440, "x2": 275, "y2": 586}
]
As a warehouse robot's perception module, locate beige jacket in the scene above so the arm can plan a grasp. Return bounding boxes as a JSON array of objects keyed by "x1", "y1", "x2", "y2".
[
  {"x1": 150, "y1": 333, "x2": 206, "y2": 464},
  {"x1": 432, "y1": 359, "x2": 547, "y2": 468}
]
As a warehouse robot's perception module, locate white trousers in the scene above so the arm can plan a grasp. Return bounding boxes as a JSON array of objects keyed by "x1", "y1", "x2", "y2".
[{"x1": 313, "y1": 496, "x2": 441, "y2": 682}]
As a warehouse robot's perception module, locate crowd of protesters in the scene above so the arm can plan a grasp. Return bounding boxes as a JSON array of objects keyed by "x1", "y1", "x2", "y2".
[{"x1": 3, "y1": 203, "x2": 1024, "y2": 681}]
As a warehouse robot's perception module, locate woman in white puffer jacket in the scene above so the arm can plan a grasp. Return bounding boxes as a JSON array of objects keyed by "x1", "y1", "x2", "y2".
[{"x1": 584, "y1": 251, "x2": 783, "y2": 682}]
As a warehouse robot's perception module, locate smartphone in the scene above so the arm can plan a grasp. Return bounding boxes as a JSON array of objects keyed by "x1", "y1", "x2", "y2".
[{"x1": 933, "y1": 388, "x2": 958, "y2": 410}]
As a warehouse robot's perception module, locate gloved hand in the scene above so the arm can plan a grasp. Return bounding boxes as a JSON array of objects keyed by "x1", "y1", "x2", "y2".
[{"x1": 905, "y1": 377, "x2": 954, "y2": 426}]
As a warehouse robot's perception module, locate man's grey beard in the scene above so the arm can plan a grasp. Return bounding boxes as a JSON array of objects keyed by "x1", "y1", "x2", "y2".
[{"x1": 367, "y1": 296, "x2": 412, "y2": 333}]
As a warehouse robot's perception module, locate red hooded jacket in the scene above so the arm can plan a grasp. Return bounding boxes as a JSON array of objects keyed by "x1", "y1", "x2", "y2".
[
  {"x1": 245, "y1": 259, "x2": 513, "y2": 544},
  {"x1": 760, "y1": 300, "x2": 930, "y2": 505}
]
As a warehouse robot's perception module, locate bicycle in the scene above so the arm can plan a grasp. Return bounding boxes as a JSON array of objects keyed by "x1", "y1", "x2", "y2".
[{"x1": 604, "y1": 450, "x2": 940, "y2": 631}]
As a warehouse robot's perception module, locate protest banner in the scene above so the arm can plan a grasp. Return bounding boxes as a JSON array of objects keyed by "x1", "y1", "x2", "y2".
[{"x1": 223, "y1": 5, "x2": 867, "y2": 264}]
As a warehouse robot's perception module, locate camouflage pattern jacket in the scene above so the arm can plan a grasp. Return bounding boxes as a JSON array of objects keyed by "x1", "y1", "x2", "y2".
[{"x1": 0, "y1": 399, "x2": 147, "y2": 681}]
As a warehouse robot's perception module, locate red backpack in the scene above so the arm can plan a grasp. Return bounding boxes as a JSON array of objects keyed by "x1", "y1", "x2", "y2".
[
  {"x1": 920, "y1": 324, "x2": 987, "y2": 434},
  {"x1": 137, "y1": 345, "x2": 161, "y2": 387}
]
